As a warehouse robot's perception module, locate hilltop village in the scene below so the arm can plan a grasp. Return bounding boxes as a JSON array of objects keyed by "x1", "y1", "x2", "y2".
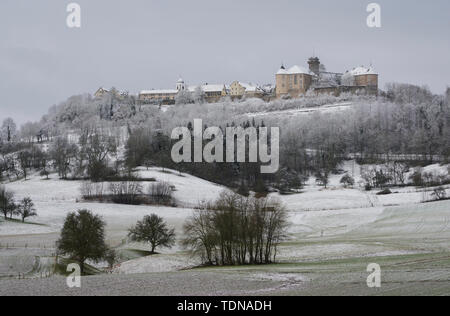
[{"x1": 94, "y1": 57, "x2": 379, "y2": 105}]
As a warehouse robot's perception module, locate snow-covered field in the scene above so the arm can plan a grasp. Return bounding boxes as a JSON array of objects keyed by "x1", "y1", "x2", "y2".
[
  {"x1": 244, "y1": 102, "x2": 353, "y2": 118},
  {"x1": 1, "y1": 161, "x2": 449, "y2": 295}
]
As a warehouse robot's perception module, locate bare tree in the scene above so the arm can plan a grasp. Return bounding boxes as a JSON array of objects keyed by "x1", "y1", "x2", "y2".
[
  {"x1": 182, "y1": 191, "x2": 289, "y2": 266},
  {"x1": 17, "y1": 197, "x2": 37, "y2": 222},
  {"x1": 128, "y1": 214, "x2": 176, "y2": 254},
  {"x1": 50, "y1": 137, "x2": 78, "y2": 179},
  {"x1": 0, "y1": 186, "x2": 16, "y2": 220}
]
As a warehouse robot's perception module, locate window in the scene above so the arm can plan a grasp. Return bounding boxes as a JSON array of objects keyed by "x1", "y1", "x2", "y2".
[{"x1": 294, "y1": 75, "x2": 298, "y2": 85}]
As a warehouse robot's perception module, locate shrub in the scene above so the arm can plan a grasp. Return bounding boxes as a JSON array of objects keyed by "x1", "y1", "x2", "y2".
[
  {"x1": 432, "y1": 187, "x2": 447, "y2": 201},
  {"x1": 39, "y1": 169, "x2": 50, "y2": 179},
  {"x1": 377, "y1": 188, "x2": 392, "y2": 195},
  {"x1": 104, "y1": 249, "x2": 117, "y2": 270},
  {"x1": 109, "y1": 181, "x2": 143, "y2": 205},
  {"x1": 340, "y1": 174, "x2": 355, "y2": 188},
  {"x1": 315, "y1": 171, "x2": 330, "y2": 188},
  {"x1": 410, "y1": 170, "x2": 424, "y2": 187},
  {"x1": 148, "y1": 182, "x2": 173, "y2": 205}
]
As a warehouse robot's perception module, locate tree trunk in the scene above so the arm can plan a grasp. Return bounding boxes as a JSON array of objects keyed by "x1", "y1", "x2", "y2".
[{"x1": 80, "y1": 261, "x2": 85, "y2": 276}]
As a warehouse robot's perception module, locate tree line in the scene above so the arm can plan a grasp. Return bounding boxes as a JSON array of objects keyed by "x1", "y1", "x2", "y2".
[
  {"x1": 56, "y1": 191, "x2": 289, "y2": 274},
  {"x1": 0, "y1": 186, "x2": 37, "y2": 223}
]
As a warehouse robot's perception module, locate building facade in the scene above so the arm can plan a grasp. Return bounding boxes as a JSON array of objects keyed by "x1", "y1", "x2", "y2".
[
  {"x1": 94, "y1": 87, "x2": 129, "y2": 99},
  {"x1": 275, "y1": 65, "x2": 314, "y2": 98},
  {"x1": 276, "y1": 57, "x2": 379, "y2": 98},
  {"x1": 139, "y1": 79, "x2": 227, "y2": 104},
  {"x1": 230, "y1": 81, "x2": 264, "y2": 99}
]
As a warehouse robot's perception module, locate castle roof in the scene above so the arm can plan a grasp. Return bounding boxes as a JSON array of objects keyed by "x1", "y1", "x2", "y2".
[
  {"x1": 187, "y1": 84, "x2": 225, "y2": 93},
  {"x1": 140, "y1": 89, "x2": 178, "y2": 95},
  {"x1": 348, "y1": 66, "x2": 377, "y2": 76},
  {"x1": 238, "y1": 82, "x2": 262, "y2": 92},
  {"x1": 277, "y1": 65, "x2": 313, "y2": 75}
]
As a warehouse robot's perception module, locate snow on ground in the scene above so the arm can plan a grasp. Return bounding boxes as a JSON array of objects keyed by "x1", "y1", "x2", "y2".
[
  {"x1": 136, "y1": 167, "x2": 227, "y2": 207},
  {"x1": 349, "y1": 200, "x2": 450, "y2": 241},
  {"x1": 0, "y1": 167, "x2": 226, "y2": 238},
  {"x1": 1, "y1": 161, "x2": 449, "y2": 275},
  {"x1": 273, "y1": 160, "x2": 450, "y2": 213},
  {"x1": 244, "y1": 102, "x2": 353, "y2": 118},
  {"x1": 113, "y1": 253, "x2": 198, "y2": 274}
]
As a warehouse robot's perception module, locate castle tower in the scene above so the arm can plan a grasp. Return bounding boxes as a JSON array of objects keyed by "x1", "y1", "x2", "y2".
[
  {"x1": 176, "y1": 77, "x2": 185, "y2": 91},
  {"x1": 308, "y1": 57, "x2": 320, "y2": 75}
]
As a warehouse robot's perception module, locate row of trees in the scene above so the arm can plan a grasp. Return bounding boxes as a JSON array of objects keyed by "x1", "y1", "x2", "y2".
[
  {"x1": 124, "y1": 122, "x2": 305, "y2": 194},
  {"x1": 80, "y1": 181, "x2": 174, "y2": 206},
  {"x1": 182, "y1": 192, "x2": 289, "y2": 265},
  {"x1": 0, "y1": 131, "x2": 119, "y2": 182},
  {"x1": 57, "y1": 191, "x2": 289, "y2": 274},
  {"x1": 0, "y1": 186, "x2": 37, "y2": 222}
]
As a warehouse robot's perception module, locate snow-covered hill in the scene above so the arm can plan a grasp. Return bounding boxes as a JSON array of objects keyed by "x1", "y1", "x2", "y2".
[{"x1": 1, "y1": 161, "x2": 449, "y2": 275}]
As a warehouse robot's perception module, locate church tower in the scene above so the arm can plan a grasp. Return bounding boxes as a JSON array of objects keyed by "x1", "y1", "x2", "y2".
[
  {"x1": 176, "y1": 77, "x2": 186, "y2": 91},
  {"x1": 308, "y1": 57, "x2": 321, "y2": 76}
]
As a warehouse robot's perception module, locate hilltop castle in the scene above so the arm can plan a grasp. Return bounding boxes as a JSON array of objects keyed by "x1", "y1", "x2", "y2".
[
  {"x1": 96, "y1": 56, "x2": 379, "y2": 105},
  {"x1": 276, "y1": 57, "x2": 378, "y2": 98}
]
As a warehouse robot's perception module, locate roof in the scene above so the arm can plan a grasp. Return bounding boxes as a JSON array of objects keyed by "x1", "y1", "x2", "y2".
[
  {"x1": 95, "y1": 87, "x2": 108, "y2": 93},
  {"x1": 347, "y1": 66, "x2": 377, "y2": 76},
  {"x1": 188, "y1": 84, "x2": 225, "y2": 93},
  {"x1": 276, "y1": 65, "x2": 313, "y2": 75},
  {"x1": 238, "y1": 82, "x2": 261, "y2": 92},
  {"x1": 140, "y1": 89, "x2": 178, "y2": 95}
]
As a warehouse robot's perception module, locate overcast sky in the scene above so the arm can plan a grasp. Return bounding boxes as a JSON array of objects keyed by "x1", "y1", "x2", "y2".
[{"x1": 1, "y1": 0, "x2": 449, "y2": 124}]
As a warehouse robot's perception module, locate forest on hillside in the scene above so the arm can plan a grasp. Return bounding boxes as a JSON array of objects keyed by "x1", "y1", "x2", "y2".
[{"x1": 1, "y1": 83, "x2": 449, "y2": 193}]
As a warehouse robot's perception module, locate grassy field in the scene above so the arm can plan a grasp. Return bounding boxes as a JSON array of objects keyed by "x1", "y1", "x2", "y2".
[
  {"x1": 0, "y1": 252, "x2": 449, "y2": 296},
  {"x1": 1, "y1": 165, "x2": 449, "y2": 295}
]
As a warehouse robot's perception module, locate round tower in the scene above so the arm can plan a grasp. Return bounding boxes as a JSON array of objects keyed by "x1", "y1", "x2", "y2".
[{"x1": 176, "y1": 78, "x2": 185, "y2": 91}]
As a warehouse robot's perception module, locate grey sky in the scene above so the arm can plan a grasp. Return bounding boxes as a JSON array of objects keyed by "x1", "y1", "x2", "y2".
[{"x1": 1, "y1": 0, "x2": 449, "y2": 124}]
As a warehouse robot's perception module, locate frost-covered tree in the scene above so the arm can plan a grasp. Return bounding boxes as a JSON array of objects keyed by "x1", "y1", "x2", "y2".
[
  {"x1": 1, "y1": 118, "x2": 17, "y2": 143},
  {"x1": 175, "y1": 90, "x2": 194, "y2": 105},
  {"x1": 17, "y1": 197, "x2": 37, "y2": 223},
  {"x1": 20, "y1": 122, "x2": 41, "y2": 143},
  {"x1": 49, "y1": 137, "x2": 78, "y2": 179},
  {"x1": 193, "y1": 86, "x2": 205, "y2": 104}
]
